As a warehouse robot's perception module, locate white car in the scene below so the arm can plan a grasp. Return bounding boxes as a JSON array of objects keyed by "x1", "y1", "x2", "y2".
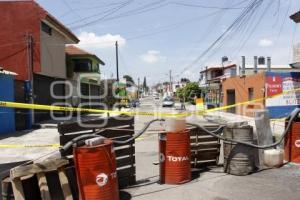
[{"x1": 162, "y1": 97, "x2": 174, "y2": 107}]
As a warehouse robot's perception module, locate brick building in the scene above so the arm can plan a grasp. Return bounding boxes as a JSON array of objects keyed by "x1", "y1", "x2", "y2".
[
  {"x1": 221, "y1": 73, "x2": 265, "y2": 117},
  {"x1": 0, "y1": 0, "x2": 79, "y2": 125}
]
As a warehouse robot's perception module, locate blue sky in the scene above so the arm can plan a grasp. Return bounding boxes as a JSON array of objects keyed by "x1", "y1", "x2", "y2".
[{"x1": 37, "y1": 0, "x2": 300, "y2": 85}]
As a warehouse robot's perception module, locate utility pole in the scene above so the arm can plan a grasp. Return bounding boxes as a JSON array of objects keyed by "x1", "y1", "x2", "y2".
[
  {"x1": 169, "y1": 70, "x2": 172, "y2": 93},
  {"x1": 137, "y1": 77, "x2": 140, "y2": 99},
  {"x1": 27, "y1": 33, "x2": 34, "y2": 125},
  {"x1": 115, "y1": 41, "x2": 119, "y2": 82}
]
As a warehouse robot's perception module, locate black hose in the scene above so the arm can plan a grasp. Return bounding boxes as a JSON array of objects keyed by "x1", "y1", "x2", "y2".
[
  {"x1": 187, "y1": 108, "x2": 300, "y2": 149},
  {"x1": 113, "y1": 119, "x2": 165, "y2": 144},
  {"x1": 60, "y1": 118, "x2": 165, "y2": 153}
]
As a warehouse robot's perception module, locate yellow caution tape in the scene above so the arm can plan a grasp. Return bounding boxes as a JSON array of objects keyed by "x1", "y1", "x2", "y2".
[
  {"x1": 0, "y1": 144, "x2": 61, "y2": 148},
  {"x1": 0, "y1": 87, "x2": 299, "y2": 148},
  {"x1": 1, "y1": 87, "x2": 300, "y2": 117}
]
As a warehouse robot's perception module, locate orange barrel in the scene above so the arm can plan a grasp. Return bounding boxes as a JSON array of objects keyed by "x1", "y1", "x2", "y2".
[
  {"x1": 285, "y1": 121, "x2": 300, "y2": 163},
  {"x1": 159, "y1": 129, "x2": 191, "y2": 184},
  {"x1": 73, "y1": 139, "x2": 119, "y2": 200}
]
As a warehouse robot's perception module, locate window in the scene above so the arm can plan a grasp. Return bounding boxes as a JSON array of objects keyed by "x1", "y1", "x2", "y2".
[
  {"x1": 73, "y1": 59, "x2": 92, "y2": 72},
  {"x1": 248, "y1": 88, "x2": 254, "y2": 100},
  {"x1": 41, "y1": 22, "x2": 52, "y2": 35}
]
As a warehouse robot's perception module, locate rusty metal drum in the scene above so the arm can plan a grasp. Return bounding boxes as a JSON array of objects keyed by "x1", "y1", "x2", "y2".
[
  {"x1": 73, "y1": 139, "x2": 119, "y2": 200},
  {"x1": 223, "y1": 125, "x2": 255, "y2": 176},
  {"x1": 159, "y1": 129, "x2": 191, "y2": 184},
  {"x1": 285, "y1": 121, "x2": 300, "y2": 163}
]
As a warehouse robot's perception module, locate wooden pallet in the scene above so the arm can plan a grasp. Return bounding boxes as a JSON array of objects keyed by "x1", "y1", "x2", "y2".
[
  {"x1": 8, "y1": 158, "x2": 72, "y2": 200},
  {"x1": 58, "y1": 115, "x2": 136, "y2": 188},
  {"x1": 189, "y1": 125, "x2": 221, "y2": 168}
]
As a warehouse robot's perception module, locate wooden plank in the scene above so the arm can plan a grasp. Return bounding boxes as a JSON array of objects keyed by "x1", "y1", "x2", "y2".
[
  {"x1": 191, "y1": 160, "x2": 217, "y2": 167},
  {"x1": 190, "y1": 136, "x2": 218, "y2": 143},
  {"x1": 191, "y1": 142, "x2": 220, "y2": 150},
  {"x1": 2, "y1": 177, "x2": 13, "y2": 200},
  {"x1": 100, "y1": 129, "x2": 134, "y2": 138},
  {"x1": 58, "y1": 116, "x2": 134, "y2": 134},
  {"x1": 115, "y1": 146, "x2": 135, "y2": 157},
  {"x1": 59, "y1": 131, "x2": 94, "y2": 146},
  {"x1": 11, "y1": 178, "x2": 25, "y2": 200},
  {"x1": 36, "y1": 172, "x2": 51, "y2": 200},
  {"x1": 117, "y1": 166, "x2": 135, "y2": 178},
  {"x1": 118, "y1": 175, "x2": 136, "y2": 188},
  {"x1": 191, "y1": 151, "x2": 219, "y2": 160},
  {"x1": 114, "y1": 140, "x2": 134, "y2": 147},
  {"x1": 116, "y1": 156, "x2": 135, "y2": 168},
  {"x1": 57, "y1": 167, "x2": 73, "y2": 200},
  {"x1": 10, "y1": 159, "x2": 69, "y2": 179}
]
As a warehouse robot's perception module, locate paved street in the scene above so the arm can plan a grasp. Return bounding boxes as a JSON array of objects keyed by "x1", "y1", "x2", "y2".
[
  {"x1": 117, "y1": 96, "x2": 300, "y2": 200},
  {"x1": 0, "y1": 96, "x2": 299, "y2": 200}
]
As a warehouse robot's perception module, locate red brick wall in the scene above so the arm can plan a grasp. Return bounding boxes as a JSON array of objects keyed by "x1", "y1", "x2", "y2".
[
  {"x1": 0, "y1": 1, "x2": 42, "y2": 80},
  {"x1": 222, "y1": 73, "x2": 265, "y2": 117}
]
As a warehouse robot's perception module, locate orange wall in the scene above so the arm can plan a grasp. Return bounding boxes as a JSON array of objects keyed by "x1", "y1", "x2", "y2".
[{"x1": 222, "y1": 72, "x2": 265, "y2": 117}]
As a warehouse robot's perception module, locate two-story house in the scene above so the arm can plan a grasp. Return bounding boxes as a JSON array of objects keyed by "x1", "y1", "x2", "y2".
[
  {"x1": 0, "y1": 0, "x2": 79, "y2": 125},
  {"x1": 199, "y1": 63, "x2": 237, "y2": 108},
  {"x1": 65, "y1": 45, "x2": 105, "y2": 109}
]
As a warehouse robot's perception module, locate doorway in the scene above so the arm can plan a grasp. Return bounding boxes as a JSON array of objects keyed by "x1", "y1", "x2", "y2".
[{"x1": 227, "y1": 89, "x2": 236, "y2": 114}]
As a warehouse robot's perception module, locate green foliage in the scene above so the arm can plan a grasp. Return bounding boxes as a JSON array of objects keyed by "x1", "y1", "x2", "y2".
[
  {"x1": 176, "y1": 82, "x2": 201, "y2": 104},
  {"x1": 123, "y1": 75, "x2": 135, "y2": 87},
  {"x1": 143, "y1": 77, "x2": 148, "y2": 92}
]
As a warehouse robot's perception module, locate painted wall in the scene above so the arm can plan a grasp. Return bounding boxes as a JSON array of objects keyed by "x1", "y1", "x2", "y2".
[
  {"x1": 39, "y1": 29, "x2": 67, "y2": 79},
  {"x1": 0, "y1": 74, "x2": 15, "y2": 134},
  {"x1": 266, "y1": 72, "x2": 300, "y2": 118},
  {"x1": 0, "y1": 1, "x2": 42, "y2": 80},
  {"x1": 222, "y1": 73, "x2": 265, "y2": 117}
]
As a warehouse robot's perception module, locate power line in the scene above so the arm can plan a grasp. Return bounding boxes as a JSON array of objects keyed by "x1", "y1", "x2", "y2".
[
  {"x1": 69, "y1": 0, "x2": 168, "y2": 30},
  {"x1": 68, "y1": 0, "x2": 134, "y2": 28},
  {"x1": 174, "y1": 0, "x2": 264, "y2": 76},
  {"x1": 170, "y1": 1, "x2": 248, "y2": 10}
]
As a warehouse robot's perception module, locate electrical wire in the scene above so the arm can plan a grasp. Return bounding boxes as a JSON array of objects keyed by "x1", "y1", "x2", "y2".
[
  {"x1": 175, "y1": 0, "x2": 264, "y2": 76},
  {"x1": 171, "y1": 1, "x2": 247, "y2": 10},
  {"x1": 69, "y1": 0, "x2": 134, "y2": 28},
  {"x1": 187, "y1": 108, "x2": 300, "y2": 149}
]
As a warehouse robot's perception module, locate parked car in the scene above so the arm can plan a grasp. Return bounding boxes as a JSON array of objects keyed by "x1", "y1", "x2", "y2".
[
  {"x1": 131, "y1": 99, "x2": 140, "y2": 107},
  {"x1": 162, "y1": 97, "x2": 174, "y2": 107}
]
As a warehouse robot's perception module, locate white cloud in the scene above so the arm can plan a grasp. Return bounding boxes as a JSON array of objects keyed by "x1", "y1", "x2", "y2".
[
  {"x1": 140, "y1": 50, "x2": 165, "y2": 63},
  {"x1": 258, "y1": 38, "x2": 273, "y2": 47},
  {"x1": 77, "y1": 32, "x2": 126, "y2": 49}
]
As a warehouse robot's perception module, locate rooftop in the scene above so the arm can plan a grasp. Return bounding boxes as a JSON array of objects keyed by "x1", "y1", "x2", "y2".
[
  {"x1": 200, "y1": 64, "x2": 236, "y2": 73},
  {"x1": 3, "y1": 0, "x2": 79, "y2": 43},
  {"x1": 290, "y1": 10, "x2": 300, "y2": 23},
  {"x1": 65, "y1": 45, "x2": 105, "y2": 65},
  {"x1": 244, "y1": 64, "x2": 292, "y2": 69}
]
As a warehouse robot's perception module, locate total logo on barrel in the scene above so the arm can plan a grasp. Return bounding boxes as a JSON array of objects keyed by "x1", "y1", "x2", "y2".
[{"x1": 159, "y1": 118, "x2": 191, "y2": 185}]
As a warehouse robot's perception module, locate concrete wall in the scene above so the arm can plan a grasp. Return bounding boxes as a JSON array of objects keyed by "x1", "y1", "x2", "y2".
[
  {"x1": 293, "y1": 43, "x2": 300, "y2": 63},
  {"x1": 0, "y1": 1, "x2": 42, "y2": 80},
  {"x1": 40, "y1": 29, "x2": 66, "y2": 79},
  {"x1": 222, "y1": 73, "x2": 265, "y2": 117}
]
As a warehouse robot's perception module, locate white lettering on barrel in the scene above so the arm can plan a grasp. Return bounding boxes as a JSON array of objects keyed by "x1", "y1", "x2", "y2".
[
  {"x1": 167, "y1": 156, "x2": 189, "y2": 162},
  {"x1": 295, "y1": 140, "x2": 300, "y2": 148}
]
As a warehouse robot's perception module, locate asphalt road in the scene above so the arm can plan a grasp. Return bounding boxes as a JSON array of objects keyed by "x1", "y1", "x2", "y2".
[{"x1": 121, "y1": 96, "x2": 300, "y2": 200}]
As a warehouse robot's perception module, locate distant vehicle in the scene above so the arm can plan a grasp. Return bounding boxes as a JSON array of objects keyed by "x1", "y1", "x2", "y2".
[
  {"x1": 162, "y1": 96, "x2": 174, "y2": 107},
  {"x1": 131, "y1": 99, "x2": 140, "y2": 107}
]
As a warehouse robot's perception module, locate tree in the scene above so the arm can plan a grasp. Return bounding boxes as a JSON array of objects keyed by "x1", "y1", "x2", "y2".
[
  {"x1": 176, "y1": 82, "x2": 201, "y2": 104},
  {"x1": 180, "y1": 78, "x2": 190, "y2": 83},
  {"x1": 143, "y1": 77, "x2": 148, "y2": 92},
  {"x1": 123, "y1": 75, "x2": 135, "y2": 87}
]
